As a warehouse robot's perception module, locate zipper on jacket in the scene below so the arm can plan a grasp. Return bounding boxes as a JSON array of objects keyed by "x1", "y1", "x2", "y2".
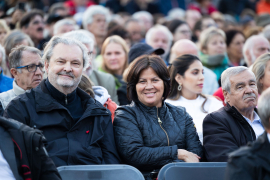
[
  {"x1": 157, "y1": 108, "x2": 170, "y2": 146},
  {"x1": 65, "y1": 96, "x2": 68, "y2": 105}
]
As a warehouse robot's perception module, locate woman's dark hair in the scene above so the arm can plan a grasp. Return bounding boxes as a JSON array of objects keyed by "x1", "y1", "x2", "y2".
[
  {"x1": 78, "y1": 75, "x2": 95, "y2": 99},
  {"x1": 126, "y1": 55, "x2": 170, "y2": 103},
  {"x1": 168, "y1": 54, "x2": 208, "y2": 113},
  {"x1": 225, "y1": 30, "x2": 245, "y2": 47},
  {"x1": 167, "y1": 19, "x2": 187, "y2": 34}
]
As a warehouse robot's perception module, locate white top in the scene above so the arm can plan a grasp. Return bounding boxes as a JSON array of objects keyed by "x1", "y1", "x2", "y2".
[
  {"x1": 166, "y1": 95, "x2": 224, "y2": 143},
  {"x1": 0, "y1": 149, "x2": 16, "y2": 180},
  {"x1": 242, "y1": 112, "x2": 264, "y2": 138},
  {"x1": 268, "y1": 133, "x2": 270, "y2": 143}
]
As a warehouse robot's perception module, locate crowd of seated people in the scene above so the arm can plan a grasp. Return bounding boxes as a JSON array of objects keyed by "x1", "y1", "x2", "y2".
[{"x1": 0, "y1": 0, "x2": 270, "y2": 179}]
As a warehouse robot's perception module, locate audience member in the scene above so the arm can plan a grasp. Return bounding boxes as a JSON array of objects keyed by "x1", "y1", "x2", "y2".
[
  {"x1": 19, "y1": 9, "x2": 46, "y2": 50},
  {"x1": 243, "y1": 35, "x2": 270, "y2": 67},
  {"x1": 225, "y1": 87, "x2": 270, "y2": 180},
  {"x1": 78, "y1": 74, "x2": 117, "y2": 121},
  {"x1": 82, "y1": 5, "x2": 110, "y2": 55},
  {"x1": 0, "y1": 116, "x2": 61, "y2": 180},
  {"x1": 63, "y1": 30, "x2": 119, "y2": 104},
  {"x1": 0, "y1": 20, "x2": 10, "y2": 45},
  {"x1": 0, "y1": 45, "x2": 12, "y2": 94},
  {"x1": 167, "y1": 8, "x2": 186, "y2": 20},
  {"x1": 3, "y1": 30, "x2": 34, "y2": 77},
  {"x1": 167, "y1": 19, "x2": 191, "y2": 43},
  {"x1": 100, "y1": 35, "x2": 129, "y2": 90},
  {"x1": 114, "y1": 55, "x2": 203, "y2": 178},
  {"x1": 125, "y1": 19, "x2": 143, "y2": 45},
  {"x1": 166, "y1": 55, "x2": 223, "y2": 143},
  {"x1": 169, "y1": 39, "x2": 219, "y2": 95},
  {"x1": 252, "y1": 53, "x2": 270, "y2": 95},
  {"x1": 118, "y1": 42, "x2": 164, "y2": 105},
  {"x1": 226, "y1": 30, "x2": 246, "y2": 66},
  {"x1": 44, "y1": 14, "x2": 64, "y2": 41},
  {"x1": 146, "y1": 25, "x2": 173, "y2": 64},
  {"x1": 188, "y1": 0, "x2": 217, "y2": 15},
  {"x1": 192, "y1": 16, "x2": 216, "y2": 42},
  {"x1": 4, "y1": 36, "x2": 121, "y2": 167},
  {"x1": 0, "y1": 45, "x2": 43, "y2": 115},
  {"x1": 132, "y1": 11, "x2": 153, "y2": 32},
  {"x1": 203, "y1": 66, "x2": 264, "y2": 162},
  {"x1": 185, "y1": 9, "x2": 202, "y2": 30},
  {"x1": 48, "y1": 2, "x2": 69, "y2": 16},
  {"x1": 65, "y1": 0, "x2": 95, "y2": 15},
  {"x1": 199, "y1": 27, "x2": 229, "y2": 81},
  {"x1": 262, "y1": 24, "x2": 270, "y2": 43},
  {"x1": 53, "y1": 18, "x2": 78, "y2": 36}
]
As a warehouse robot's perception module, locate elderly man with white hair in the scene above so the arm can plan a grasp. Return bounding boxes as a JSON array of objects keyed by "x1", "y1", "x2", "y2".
[
  {"x1": 82, "y1": 5, "x2": 110, "y2": 54},
  {"x1": 146, "y1": 25, "x2": 173, "y2": 65},
  {"x1": 4, "y1": 36, "x2": 121, "y2": 167},
  {"x1": 243, "y1": 35, "x2": 270, "y2": 67},
  {"x1": 170, "y1": 39, "x2": 218, "y2": 95},
  {"x1": 203, "y1": 66, "x2": 264, "y2": 162},
  {"x1": 225, "y1": 87, "x2": 270, "y2": 180},
  {"x1": 132, "y1": 11, "x2": 153, "y2": 32},
  {"x1": 62, "y1": 30, "x2": 119, "y2": 104},
  {"x1": 53, "y1": 19, "x2": 79, "y2": 36}
]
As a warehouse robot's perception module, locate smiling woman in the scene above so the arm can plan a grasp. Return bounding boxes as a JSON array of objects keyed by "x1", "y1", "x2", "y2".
[{"x1": 113, "y1": 55, "x2": 203, "y2": 179}]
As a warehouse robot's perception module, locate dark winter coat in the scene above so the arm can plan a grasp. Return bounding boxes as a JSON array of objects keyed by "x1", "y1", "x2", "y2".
[
  {"x1": 225, "y1": 131, "x2": 270, "y2": 180},
  {"x1": 113, "y1": 101, "x2": 203, "y2": 172},
  {"x1": 0, "y1": 116, "x2": 61, "y2": 180},
  {"x1": 203, "y1": 103, "x2": 256, "y2": 162},
  {"x1": 4, "y1": 79, "x2": 121, "y2": 167}
]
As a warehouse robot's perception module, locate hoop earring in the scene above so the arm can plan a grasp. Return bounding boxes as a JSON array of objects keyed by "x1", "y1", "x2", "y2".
[{"x1": 178, "y1": 84, "x2": 182, "y2": 91}]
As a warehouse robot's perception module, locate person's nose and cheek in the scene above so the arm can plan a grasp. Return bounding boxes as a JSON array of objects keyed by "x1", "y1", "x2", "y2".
[{"x1": 63, "y1": 61, "x2": 73, "y2": 72}]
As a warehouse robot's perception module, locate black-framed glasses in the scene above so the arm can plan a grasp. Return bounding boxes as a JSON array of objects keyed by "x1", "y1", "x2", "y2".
[{"x1": 15, "y1": 64, "x2": 44, "y2": 72}]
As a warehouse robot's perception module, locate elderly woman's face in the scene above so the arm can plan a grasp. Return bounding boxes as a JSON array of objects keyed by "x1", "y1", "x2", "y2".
[
  {"x1": 205, "y1": 35, "x2": 226, "y2": 55},
  {"x1": 103, "y1": 42, "x2": 126, "y2": 75},
  {"x1": 136, "y1": 67, "x2": 164, "y2": 108}
]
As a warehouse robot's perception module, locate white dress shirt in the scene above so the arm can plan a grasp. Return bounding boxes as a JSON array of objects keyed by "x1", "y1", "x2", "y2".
[
  {"x1": 243, "y1": 111, "x2": 264, "y2": 138},
  {"x1": 268, "y1": 133, "x2": 270, "y2": 143},
  {"x1": 0, "y1": 149, "x2": 16, "y2": 180}
]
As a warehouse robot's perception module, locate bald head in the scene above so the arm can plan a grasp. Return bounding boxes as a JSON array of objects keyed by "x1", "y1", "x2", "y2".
[{"x1": 170, "y1": 39, "x2": 199, "y2": 63}]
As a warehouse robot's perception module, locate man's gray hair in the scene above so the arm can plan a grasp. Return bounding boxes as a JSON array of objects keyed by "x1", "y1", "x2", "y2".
[
  {"x1": 132, "y1": 11, "x2": 153, "y2": 22},
  {"x1": 167, "y1": 8, "x2": 185, "y2": 20},
  {"x1": 42, "y1": 36, "x2": 89, "y2": 70},
  {"x1": 221, "y1": 66, "x2": 255, "y2": 93},
  {"x1": 258, "y1": 87, "x2": 270, "y2": 130},
  {"x1": 0, "y1": 44, "x2": 5, "y2": 66},
  {"x1": 53, "y1": 19, "x2": 79, "y2": 35},
  {"x1": 62, "y1": 30, "x2": 95, "y2": 50},
  {"x1": 145, "y1": 25, "x2": 173, "y2": 50},
  {"x1": 82, "y1": 5, "x2": 110, "y2": 30},
  {"x1": 243, "y1": 35, "x2": 268, "y2": 65},
  {"x1": 9, "y1": 45, "x2": 42, "y2": 72}
]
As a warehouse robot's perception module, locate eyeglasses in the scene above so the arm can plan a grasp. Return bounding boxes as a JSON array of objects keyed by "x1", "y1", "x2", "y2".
[{"x1": 15, "y1": 64, "x2": 44, "y2": 72}]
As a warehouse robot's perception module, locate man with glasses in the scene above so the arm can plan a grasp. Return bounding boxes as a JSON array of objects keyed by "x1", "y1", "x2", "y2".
[{"x1": 0, "y1": 45, "x2": 43, "y2": 115}]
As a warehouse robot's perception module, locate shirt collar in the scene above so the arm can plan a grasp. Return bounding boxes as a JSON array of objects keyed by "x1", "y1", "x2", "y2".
[
  {"x1": 268, "y1": 133, "x2": 270, "y2": 143},
  {"x1": 243, "y1": 111, "x2": 261, "y2": 123}
]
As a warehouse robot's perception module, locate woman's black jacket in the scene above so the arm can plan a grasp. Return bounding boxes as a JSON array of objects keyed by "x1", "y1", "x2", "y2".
[{"x1": 113, "y1": 101, "x2": 203, "y2": 171}]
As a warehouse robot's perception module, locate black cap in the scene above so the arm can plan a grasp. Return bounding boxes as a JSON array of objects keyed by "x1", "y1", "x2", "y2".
[{"x1": 128, "y1": 43, "x2": 164, "y2": 64}]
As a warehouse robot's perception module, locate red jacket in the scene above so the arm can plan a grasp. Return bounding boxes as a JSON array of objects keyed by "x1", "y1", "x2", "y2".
[{"x1": 65, "y1": 0, "x2": 96, "y2": 15}]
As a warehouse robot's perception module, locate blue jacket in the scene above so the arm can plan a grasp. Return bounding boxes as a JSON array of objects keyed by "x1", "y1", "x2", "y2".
[
  {"x1": 0, "y1": 69, "x2": 13, "y2": 93},
  {"x1": 4, "y1": 79, "x2": 121, "y2": 167}
]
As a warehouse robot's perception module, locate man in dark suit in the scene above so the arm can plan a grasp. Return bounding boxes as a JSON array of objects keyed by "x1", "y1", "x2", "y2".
[
  {"x1": 203, "y1": 66, "x2": 264, "y2": 162},
  {"x1": 225, "y1": 87, "x2": 270, "y2": 180},
  {"x1": 0, "y1": 116, "x2": 61, "y2": 180}
]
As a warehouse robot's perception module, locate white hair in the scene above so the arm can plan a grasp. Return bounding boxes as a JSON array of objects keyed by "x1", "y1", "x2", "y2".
[
  {"x1": 221, "y1": 66, "x2": 256, "y2": 94},
  {"x1": 82, "y1": 5, "x2": 110, "y2": 30},
  {"x1": 243, "y1": 35, "x2": 268, "y2": 65},
  {"x1": 62, "y1": 30, "x2": 95, "y2": 50},
  {"x1": 132, "y1": 11, "x2": 153, "y2": 22},
  {"x1": 262, "y1": 25, "x2": 270, "y2": 41},
  {"x1": 43, "y1": 36, "x2": 89, "y2": 70},
  {"x1": 53, "y1": 19, "x2": 79, "y2": 35},
  {"x1": 167, "y1": 8, "x2": 185, "y2": 20},
  {"x1": 145, "y1": 24, "x2": 173, "y2": 50},
  {"x1": 0, "y1": 44, "x2": 5, "y2": 66}
]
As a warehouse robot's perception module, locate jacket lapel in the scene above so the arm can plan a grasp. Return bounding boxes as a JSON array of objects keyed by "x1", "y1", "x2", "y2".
[{"x1": 0, "y1": 126, "x2": 21, "y2": 180}]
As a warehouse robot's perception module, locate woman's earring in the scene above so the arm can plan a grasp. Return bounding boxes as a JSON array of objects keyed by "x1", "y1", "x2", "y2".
[{"x1": 178, "y1": 84, "x2": 182, "y2": 91}]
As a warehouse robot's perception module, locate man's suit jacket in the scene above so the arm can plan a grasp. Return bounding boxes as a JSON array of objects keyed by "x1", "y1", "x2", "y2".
[
  {"x1": 89, "y1": 70, "x2": 119, "y2": 105},
  {"x1": 0, "y1": 126, "x2": 22, "y2": 180}
]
